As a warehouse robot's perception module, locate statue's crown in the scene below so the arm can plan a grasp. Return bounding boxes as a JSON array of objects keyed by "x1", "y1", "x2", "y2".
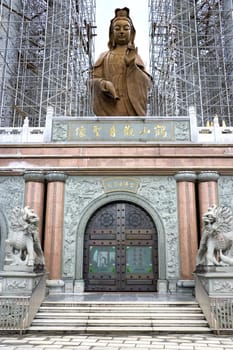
[{"x1": 115, "y1": 7, "x2": 130, "y2": 18}]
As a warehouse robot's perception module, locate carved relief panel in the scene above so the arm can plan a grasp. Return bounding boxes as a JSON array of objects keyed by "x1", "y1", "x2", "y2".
[
  {"x1": 219, "y1": 176, "x2": 233, "y2": 209},
  {"x1": 0, "y1": 177, "x2": 24, "y2": 269},
  {"x1": 62, "y1": 176, "x2": 179, "y2": 280}
]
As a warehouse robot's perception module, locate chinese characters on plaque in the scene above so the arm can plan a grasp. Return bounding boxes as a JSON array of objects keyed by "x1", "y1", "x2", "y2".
[
  {"x1": 75, "y1": 123, "x2": 167, "y2": 140},
  {"x1": 102, "y1": 177, "x2": 140, "y2": 193},
  {"x1": 52, "y1": 117, "x2": 190, "y2": 142}
]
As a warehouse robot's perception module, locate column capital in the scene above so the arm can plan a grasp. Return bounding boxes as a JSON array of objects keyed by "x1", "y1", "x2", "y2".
[
  {"x1": 46, "y1": 172, "x2": 67, "y2": 183},
  {"x1": 174, "y1": 171, "x2": 197, "y2": 182},
  {"x1": 24, "y1": 171, "x2": 45, "y2": 183},
  {"x1": 197, "y1": 171, "x2": 219, "y2": 182}
]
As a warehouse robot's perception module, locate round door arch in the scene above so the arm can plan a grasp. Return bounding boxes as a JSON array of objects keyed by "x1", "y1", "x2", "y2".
[{"x1": 83, "y1": 201, "x2": 158, "y2": 292}]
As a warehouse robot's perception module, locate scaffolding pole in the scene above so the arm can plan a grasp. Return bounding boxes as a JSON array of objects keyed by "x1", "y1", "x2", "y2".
[
  {"x1": 0, "y1": 0, "x2": 96, "y2": 127},
  {"x1": 149, "y1": 0, "x2": 233, "y2": 126}
]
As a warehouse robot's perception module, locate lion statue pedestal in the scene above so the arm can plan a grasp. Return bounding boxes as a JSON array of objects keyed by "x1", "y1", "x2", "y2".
[
  {"x1": 195, "y1": 204, "x2": 233, "y2": 295},
  {"x1": 0, "y1": 206, "x2": 47, "y2": 295},
  {"x1": 195, "y1": 205, "x2": 233, "y2": 332}
]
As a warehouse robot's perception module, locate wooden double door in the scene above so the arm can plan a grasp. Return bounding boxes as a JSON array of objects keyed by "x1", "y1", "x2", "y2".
[{"x1": 83, "y1": 202, "x2": 158, "y2": 291}]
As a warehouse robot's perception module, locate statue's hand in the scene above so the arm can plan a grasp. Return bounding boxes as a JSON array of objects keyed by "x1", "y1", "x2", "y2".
[
  {"x1": 100, "y1": 80, "x2": 119, "y2": 100},
  {"x1": 125, "y1": 44, "x2": 137, "y2": 67}
]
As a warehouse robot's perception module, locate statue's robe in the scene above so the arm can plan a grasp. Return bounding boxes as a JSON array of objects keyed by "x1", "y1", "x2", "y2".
[{"x1": 92, "y1": 51, "x2": 152, "y2": 116}]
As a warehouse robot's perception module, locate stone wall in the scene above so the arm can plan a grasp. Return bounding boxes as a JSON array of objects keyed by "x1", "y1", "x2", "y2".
[
  {"x1": 62, "y1": 175, "x2": 179, "y2": 284},
  {"x1": 218, "y1": 176, "x2": 233, "y2": 208},
  {"x1": 0, "y1": 176, "x2": 25, "y2": 269}
]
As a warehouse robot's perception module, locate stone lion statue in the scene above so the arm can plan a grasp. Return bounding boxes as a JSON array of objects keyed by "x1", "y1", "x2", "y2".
[
  {"x1": 196, "y1": 205, "x2": 233, "y2": 266},
  {"x1": 5, "y1": 206, "x2": 45, "y2": 268}
]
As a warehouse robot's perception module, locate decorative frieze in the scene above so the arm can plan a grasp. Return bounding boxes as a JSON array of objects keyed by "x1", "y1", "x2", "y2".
[
  {"x1": 138, "y1": 177, "x2": 179, "y2": 279},
  {"x1": 174, "y1": 120, "x2": 190, "y2": 141},
  {"x1": 0, "y1": 177, "x2": 24, "y2": 216},
  {"x1": 63, "y1": 177, "x2": 103, "y2": 278},
  {"x1": 6, "y1": 279, "x2": 28, "y2": 290},
  {"x1": 0, "y1": 177, "x2": 24, "y2": 270},
  {"x1": 196, "y1": 267, "x2": 233, "y2": 296},
  {"x1": 218, "y1": 176, "x2": 233, "y2": 209},
  {"x1": 0, "y1": 271, "x2": 46, "y2": 295},
  {"x1": 213, "y1": 280, "x2": 233, "y2": 293}
]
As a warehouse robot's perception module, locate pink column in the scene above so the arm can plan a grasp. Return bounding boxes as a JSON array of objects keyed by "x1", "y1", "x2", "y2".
[
  {"x1": 44, "y1": 172, "x2": 67, "y2": 279},
  {"x1": 24, "y1": 172, "x2": 45, "y2": 241},
  {"x1": 175, "y1": 172, "x2": 198, "y2": 280},
  {"x1": 197, "y1": 172, "x2": 219, "y2": 229}
]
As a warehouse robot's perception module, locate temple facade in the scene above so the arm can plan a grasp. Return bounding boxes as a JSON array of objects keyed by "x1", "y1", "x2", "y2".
[
  {"x1": 0, "y1": 1, "x2": 233, "y2": 296},
  {"x1": 0, "y1": 127, "x2": 233, "y2": 293}
]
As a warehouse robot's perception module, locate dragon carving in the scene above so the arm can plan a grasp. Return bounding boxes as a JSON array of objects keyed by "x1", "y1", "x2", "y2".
[
  {"x1": 5, "y1": 206, "x2": 45, "y2": 269},
  {"x1": 196, "y1": 205, "x2": 233, "y2": 266}
]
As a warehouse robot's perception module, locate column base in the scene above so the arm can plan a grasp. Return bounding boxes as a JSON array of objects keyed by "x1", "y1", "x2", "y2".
[
  {"x1": 168, "y1": 279, "x2": 178, "y2": 293},
  {"x1": 74, "y1": 279, "x2": 85, "y2": 293},
  {"x1": 64, "y1": 278, "x2": 74, "y2": 293},
  {"x1": 157, "y1": 279, "x2": 168, "y2": 293},
  {"x1": 46, "y1": 279, "x2": 65, "y2": 294},
  {"x1": 176, "y1": 279, "x2": 195, "y2": 294}
]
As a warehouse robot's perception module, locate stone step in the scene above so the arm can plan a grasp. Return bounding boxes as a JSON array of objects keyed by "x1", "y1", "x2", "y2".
[
  {"x1": 40, "y1": 306, "x2": 201, "y2": 313},
  {"x1": 42, "y1": 301, "x2": 199, "y2": 307},
  {"x1": 31, "y1": 318, "x2": 208, "y2": 326},
  {"x1": 35, "y1": 312, "x2": 205, "y2": 319},
  {"x1": 28, "y1": 325, "x2": 212, "y2": 333},
  {"x1": 28, "y1": 300, "x2": 211, "y2": 334}
]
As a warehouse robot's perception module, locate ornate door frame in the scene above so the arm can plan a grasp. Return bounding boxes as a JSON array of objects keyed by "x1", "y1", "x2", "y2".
[
  {"x1": 75, "y1": 192, "x2": 167, "y2": 292},
  {"x1": 83, "y1": 202, "x2": 158, "y2": 291}
]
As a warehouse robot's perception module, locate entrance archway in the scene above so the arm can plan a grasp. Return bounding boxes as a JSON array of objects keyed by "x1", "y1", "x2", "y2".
[{"x1": 83, "y1": 201, "x2": 158, "y2": 292}]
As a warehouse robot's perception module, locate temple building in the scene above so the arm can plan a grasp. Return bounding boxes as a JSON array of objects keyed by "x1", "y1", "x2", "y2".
[{"x1": 0, "y1": 0, "x2": 233, "y2": 297}]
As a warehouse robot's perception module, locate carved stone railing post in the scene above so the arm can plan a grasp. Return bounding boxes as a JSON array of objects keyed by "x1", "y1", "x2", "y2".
[
  {"x1": 24, "y1": 172, "x2": 46, "y2": 242},
  {"x1": 197, "y1": 171, "x2": 219, "y2": 231},
  {"x1": 175, "y1": 171, "x2": 198, "y2": 280},
  {"x1": 44, "y1": 172, "x2": 67, "y2": 280}
]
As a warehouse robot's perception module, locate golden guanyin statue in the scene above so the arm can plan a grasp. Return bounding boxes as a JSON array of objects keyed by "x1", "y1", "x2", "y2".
[{"x1": 91, "y1": 8, "x2": 152, "y2": 116}]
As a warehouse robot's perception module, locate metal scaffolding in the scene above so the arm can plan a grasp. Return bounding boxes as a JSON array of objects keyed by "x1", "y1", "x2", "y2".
[
  {"x1": 0, "y1": 0, "x2": 96, "y2": 127},
  {"x1": 1, "y1": 0, "x2": 232, "y2": 128},
  {"x1": 149, "y1": 0, "x2": 233, "y2": 126}
]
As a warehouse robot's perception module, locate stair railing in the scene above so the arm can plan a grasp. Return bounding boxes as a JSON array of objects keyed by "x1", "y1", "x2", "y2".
[
  {"x1": 210, "y1": 298, "x2": 233, "y2": 333},
  {"x1": 23, "y1": 272, "x2": 47, "y2": 330},
  {"x1": 195, "y1": 275, "x2": 212, "y2": 327},
  {"x1": 0, "y1": 296, "x2": 30, "y2": 332},
  {"x1": 0, "y1": 273, "x2": 47, "y2": 333},
  {"x1": 195, "y1": 274, "x2": 233, "y2": 334}
]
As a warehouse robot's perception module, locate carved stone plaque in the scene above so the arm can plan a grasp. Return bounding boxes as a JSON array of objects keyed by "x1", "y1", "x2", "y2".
[{"x1": 52, "y1": 117, "x2": 191, "y2": 142}]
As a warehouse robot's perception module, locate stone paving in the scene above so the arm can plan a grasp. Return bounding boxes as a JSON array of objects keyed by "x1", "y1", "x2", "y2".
[{"x1": 1, "y1": 333, "x2": 233, "y2": 350}]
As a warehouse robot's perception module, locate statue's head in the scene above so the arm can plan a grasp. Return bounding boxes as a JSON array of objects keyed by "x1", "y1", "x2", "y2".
[{"x1": 108, "y1": 8, "x2": 136, "y2": 49}]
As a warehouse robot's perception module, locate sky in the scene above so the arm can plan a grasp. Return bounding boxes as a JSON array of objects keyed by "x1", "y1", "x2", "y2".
[{"x1": 95, "y1": 0, "x2": 149, "y2": 67}]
